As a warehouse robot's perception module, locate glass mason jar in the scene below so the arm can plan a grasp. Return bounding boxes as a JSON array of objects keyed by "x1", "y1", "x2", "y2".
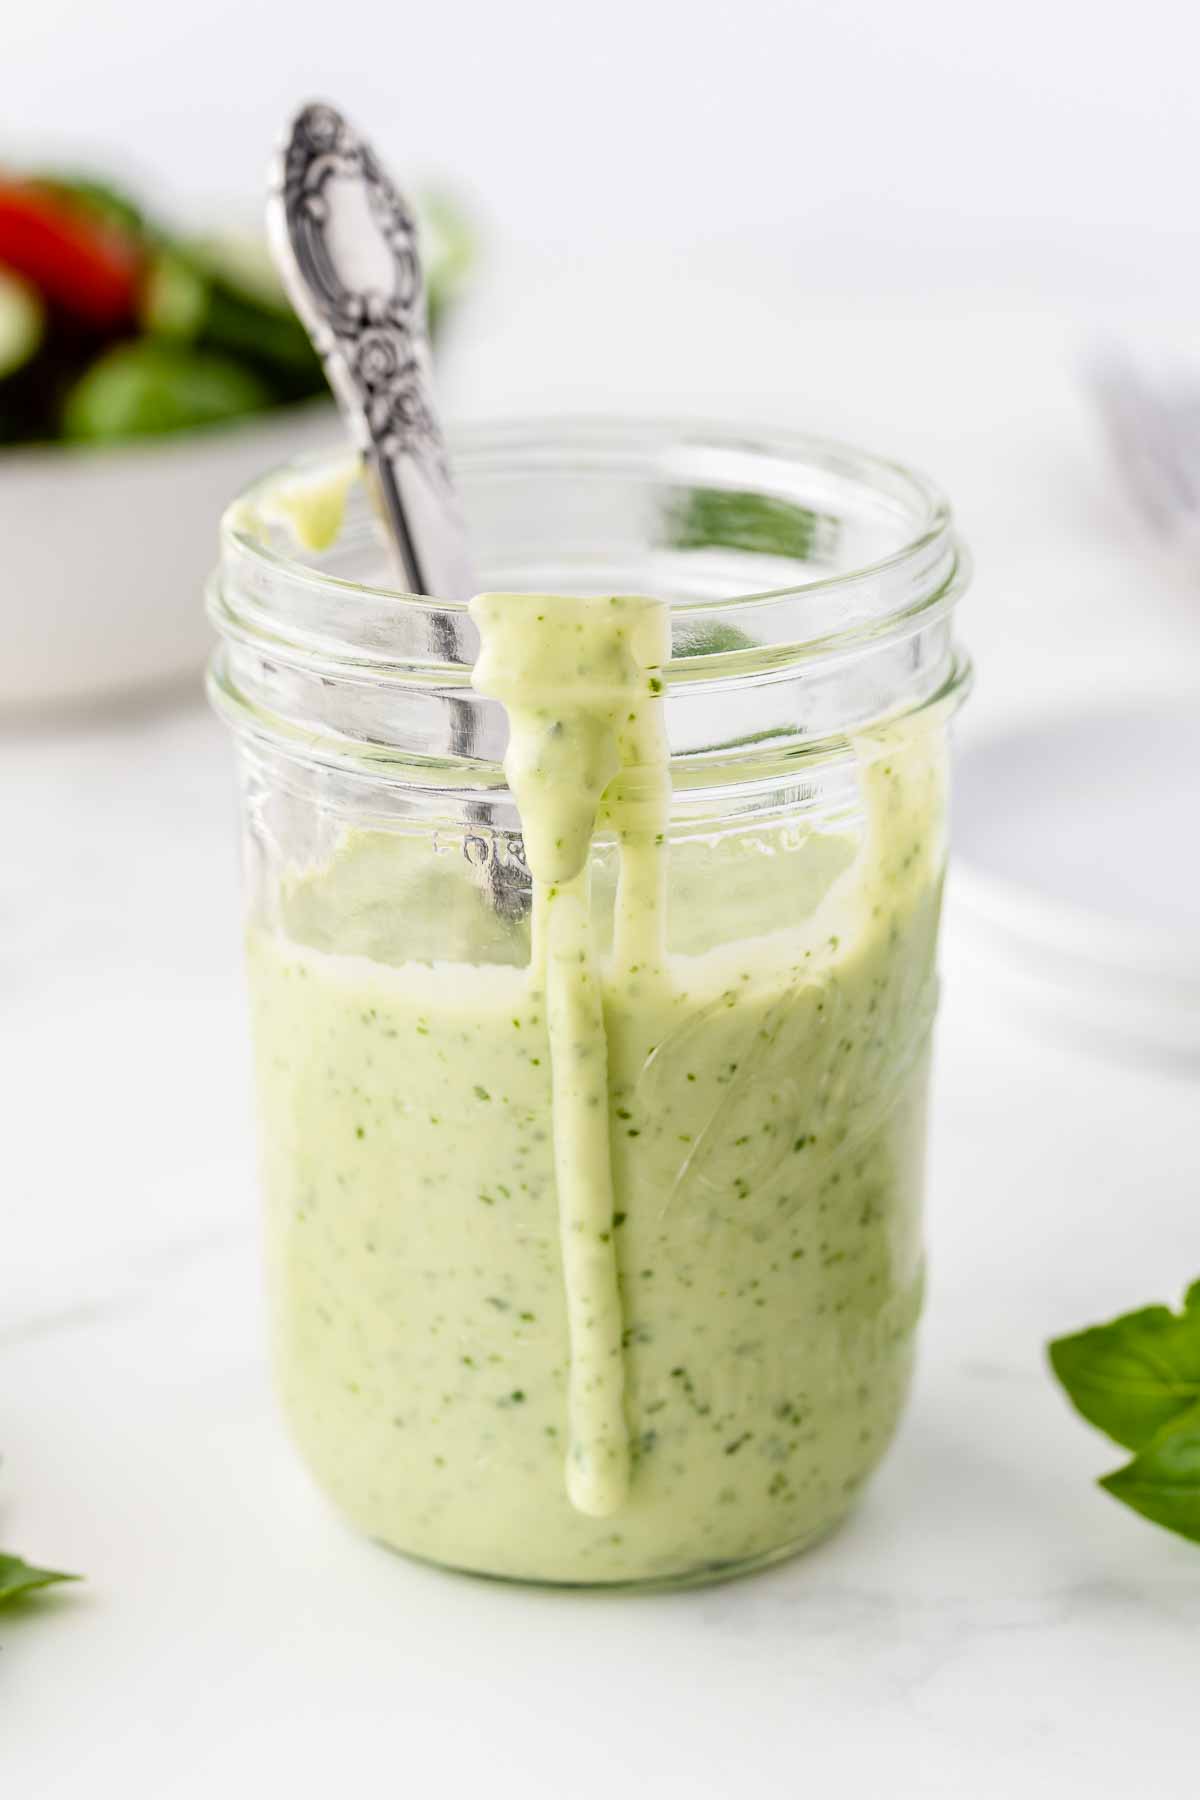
[{"x1": 209, "y1": 418, "x2": 971, "y2": 1589}]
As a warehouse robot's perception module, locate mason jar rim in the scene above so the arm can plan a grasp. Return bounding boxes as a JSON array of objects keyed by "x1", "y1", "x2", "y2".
[
  {"x1": 209, "y1": 415, "x2": 971, "y2": 798},
  {"x1": 221, "y1": 414, "x2": 957, "y2": 628}
]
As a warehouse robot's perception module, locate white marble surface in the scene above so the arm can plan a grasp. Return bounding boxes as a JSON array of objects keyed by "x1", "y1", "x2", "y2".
[{"x1": 5, "y1": 273, "x2": 1200, "y2": 1794}]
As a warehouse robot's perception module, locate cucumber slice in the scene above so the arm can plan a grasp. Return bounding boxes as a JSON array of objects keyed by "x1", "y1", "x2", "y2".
[
  {"x1": 140, "y1": 249, "x2": 209, "y2": 338},
  {"x1": 0, "y1": 267, "x2": 46, "y2": 380},
  {"x1": 141, "y1": 233, "x2": 321, "y2": 397},
  {"x1": 62, "y1": 341, "x2": 271, "y2": 442}
]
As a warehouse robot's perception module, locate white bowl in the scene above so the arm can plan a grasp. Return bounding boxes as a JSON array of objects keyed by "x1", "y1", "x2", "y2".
[{"x1": 0, "y1": 400, "x2": 336, "y2": 710}]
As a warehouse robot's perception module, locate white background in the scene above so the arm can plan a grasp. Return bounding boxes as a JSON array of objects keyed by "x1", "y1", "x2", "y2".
[
  {"x1": 5, "y1": 5, "x2": 1200, "y2": 1796},
  {"x1": 6, "y1": 0, "x2": 1200, "y2": 293}
]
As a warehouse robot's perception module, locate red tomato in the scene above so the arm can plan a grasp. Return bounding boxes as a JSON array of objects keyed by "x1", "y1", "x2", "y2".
[{"x1": 0, "y1": 183, "x2": 140, "y2": 330}]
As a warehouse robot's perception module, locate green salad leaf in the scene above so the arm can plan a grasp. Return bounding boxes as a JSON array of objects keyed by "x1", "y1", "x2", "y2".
[
  {"x1": 0, "y1": 1551, "x2": 79, "y2": 1607},
  {"x1": 140, "y1": 235, "x2": 322, "y2": 396},
  {"x1": 2, "y1": 171, "x2": 475, "y2": 444},
  {"x1": 663, "y1": 486, "x2": 838, "y2": 563},
  {"x1": 31, "y1": 172, "x2": 145, "y2": 237},
  {"x1": 677, "y1": 621, "x2": 755, "y2": 657},
  {"x1": 63, "y1": 340, "x2": 271, "y2": 441},
  {"x1": 1049, "y1": 1280, "x2": 1200, "y2": 1543}
]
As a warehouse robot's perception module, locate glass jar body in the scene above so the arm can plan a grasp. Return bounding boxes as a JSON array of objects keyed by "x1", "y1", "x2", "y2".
[
  {"x1": 213, "y1": 421, "x2": 968, "y2": 1586},
  {"x1": 237, "y1": 724, "x2": 945, "y2": 1586}
]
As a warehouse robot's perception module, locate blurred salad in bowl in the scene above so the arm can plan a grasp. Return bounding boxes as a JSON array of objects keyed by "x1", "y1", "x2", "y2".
[
  {"x1": 0, "y1": 167, "x2": 474, "y2": 709},
  {"x1": 0, "y1": 171, "x2": 474, "y2": 446}
]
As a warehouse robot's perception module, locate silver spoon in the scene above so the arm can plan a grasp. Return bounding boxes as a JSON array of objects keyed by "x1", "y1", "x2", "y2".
[
  {"x1": 268, "y1": 100, "x2": 528, "y2": 921},
  {"x1": 267, "y1": 99, "x2": 479, "y2": 602}
]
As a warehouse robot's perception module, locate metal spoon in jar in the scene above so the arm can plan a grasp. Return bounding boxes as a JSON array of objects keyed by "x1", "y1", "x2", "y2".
[
  {"x1": 267, "y1": 98, "x2": 479, "y2": 603},
  {"x1": 268, "y1": 101, "x2": 528, "y2": 921}
]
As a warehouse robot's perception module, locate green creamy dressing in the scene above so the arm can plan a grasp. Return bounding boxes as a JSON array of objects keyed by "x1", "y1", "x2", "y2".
[
  {"x1": 472, "y1": 592, "x2": 671, "y2": 1517},
  {"x1": 247, "y1": 588, "x2": 946, "y2": 1584}
]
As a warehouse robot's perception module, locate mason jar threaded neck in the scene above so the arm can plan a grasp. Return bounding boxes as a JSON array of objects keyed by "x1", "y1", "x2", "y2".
[{"x1": 208, "y1": 416, "x2": 971, "y2": 795}]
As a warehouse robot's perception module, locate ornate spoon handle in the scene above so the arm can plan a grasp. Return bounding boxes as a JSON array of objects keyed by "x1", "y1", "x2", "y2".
[{"x1": 268, "y1": 100, "x2": 478, "y2": 601}]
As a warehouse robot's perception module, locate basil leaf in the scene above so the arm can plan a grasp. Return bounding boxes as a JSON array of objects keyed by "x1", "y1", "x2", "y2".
[
  {"x1": 1100, "y1": 1405, "x2": 1200, "y2": 1544},
  {"x1": 1048, "y1": 1280, "x2": 1200, "y2": 1452},
  {"x1": 0, "y1": 1552, "x2": 79, "y2": 1607}
]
